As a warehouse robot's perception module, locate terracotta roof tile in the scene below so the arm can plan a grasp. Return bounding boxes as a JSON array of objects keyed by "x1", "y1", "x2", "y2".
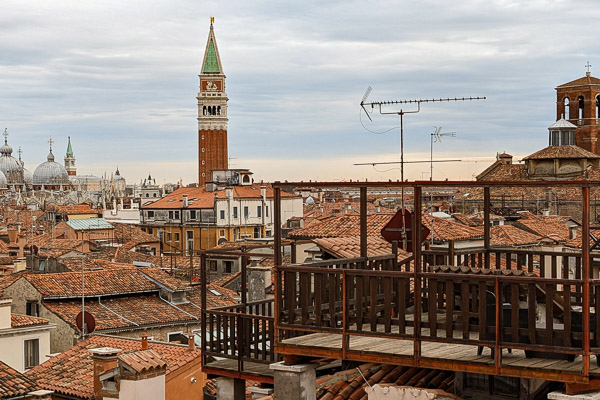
[
  {"x1": 112, "y1": 223, "x2": 159, "y2": 245},
  {"x1": 0, "y1": 360, "x2": 37, "y2": 398},
  {"x1": 490, "y1": 225, "x2": 547, "y2": 247},
  {"x1": 11, "y1": 313, "x2": 49, "y2": 328},
  {"x1": 316, "y1": 363, "x2": 455, "y2": 400},
  {"x1": 556, "y1": 74, "x2": 600, "y2": 87},
  {"x1": 523, "y1": 145, "x2": 600, "y2": 160},
  {"x1": 143, "y1": 184, "x2": 297, "y2": 210},
  {"x1": 422, "y1": 214, "x2": 483, "y2": 242},
  {"x1": 289, "y1": 214, "x2": 394, "y2": 239},
  {"x1": 513, "y1": 218, "x2": 571, "y2": 242},
  {"x1": 25, "y1": 335, "x2": 202, "y2": 400},
  {"x1": 118, "y1": 349, "x2": 167, "y2": 373},
  {"x1": 313, "y1": 236, "x2": 411, "y2": 262}
]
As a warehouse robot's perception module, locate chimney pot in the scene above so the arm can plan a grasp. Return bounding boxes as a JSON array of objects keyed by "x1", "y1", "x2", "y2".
[
  {"x1": 141, "y1": 333, "x2": 148, "y2": 350},
  {"x1": 188, "y1": 334, "x2": 195, "y2": 350}
]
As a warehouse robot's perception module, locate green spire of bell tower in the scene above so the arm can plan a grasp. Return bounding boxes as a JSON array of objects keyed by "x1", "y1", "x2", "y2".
[
  {"x1": 66, "y1": 136, "x2": 73, "y2": 156},
  {"x1": 203, "y1": 38, "x2": 220, "y2": 73}
]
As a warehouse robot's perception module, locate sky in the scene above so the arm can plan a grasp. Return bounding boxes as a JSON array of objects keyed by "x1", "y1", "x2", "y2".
[{"x1": 1, "y1": 0, "x2": 598, "y2": 185}]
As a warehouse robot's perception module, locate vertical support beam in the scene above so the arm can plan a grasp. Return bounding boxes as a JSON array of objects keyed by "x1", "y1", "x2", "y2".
[
  {"x1": 274, "y1": 185, "x2": 282, "y2": 345},
  {"x1": 414, "y1": 184, "x2": 422, "y2": 365},
  {"x1": 583, "y1": 185, "x2": 591, "y2": 376},
  {"x1": 241, "y1": 247, "x2": 247, "y2": 306},
  {"x1": 484, "y1": 186, "x2": 491, "y2": 269},
  {"x1": 342, "y1": 270, "x2": 348, "y2": 359},
  {"x1": 200, "y1": 252, "x2": 207, "y2": 365},
  {"x1": 360, "y1": 186, "x2": 368, "y2": 261}
]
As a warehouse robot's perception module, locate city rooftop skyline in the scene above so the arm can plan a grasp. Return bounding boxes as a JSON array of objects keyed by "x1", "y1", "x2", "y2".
[{"x1": 1, "y1": 0, "x2": 598, "y2": 185}]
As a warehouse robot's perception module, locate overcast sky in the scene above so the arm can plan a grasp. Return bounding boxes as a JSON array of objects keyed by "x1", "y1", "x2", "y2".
[{"x1": 1, "y1": 0, "x2": 598, "y2": 185}]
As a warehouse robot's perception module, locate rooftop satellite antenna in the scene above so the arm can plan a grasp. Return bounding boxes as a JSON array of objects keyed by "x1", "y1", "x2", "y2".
[{"x1": 359, "y1": 88, "x2": 485, "y2": 249}]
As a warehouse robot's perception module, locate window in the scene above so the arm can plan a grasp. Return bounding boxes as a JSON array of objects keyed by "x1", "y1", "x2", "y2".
[
  {"x1": 167, "y1": 332, "x2": 183, "y2": 343},
  {"x1": 244, "y1": 206, "x2": 249, "y2": 219},
  {"x1": 24, "y1": 339, "x2": 39, "y2": 369},
  {"x1": 233, "y1": 207, "x2": 238, "y2": 218},
  {"x1": 186, "y1": 231, "x2": 193, "y2": 240},
  {"x1": 579, "y1": 96, "x2": 585, "y2": 120},
  {"x1": 257, "y1": 206, "x2": 262, "y2": 218},
  {"x1": 153, "y1": 193, "x2": 157, "y2": 197},
  {"x1": 145, "y1": 193, "x2": 149, "y2": 198},
  {"x1": 550, "y1": 130, "x2": 559, "y2": 146},
  {"x1": 224, "y1": 261, "x2": 233, "y2": 274},
  {"x1": 167, "y1": 232, "x2": 172, "y2": 242},
  {"x1": 168, "y1": 211, "x2": 180, "y2": 220},
  {"x1": 147, "y1": 210, "x2": 154, "y2": 218},
  {"x1": 220, "y1": 210, "x2": 225, "y2": 219},
  {"x1": 174, "y1": 232, "x2": 180, "y2": 242},
  {"x1": 209, "y1": 260, "x2": 217, "y2": 271},
  {"x1": 26, "y1": 302, "x2": 39, "y2": 317},
  {"x1": 254, "y1": 227, "x2": 261, "y2": 238},
  {"x1": 219, "y1": 229, "x2": 225, "y2": 237},
  {"x1": 190, "y1": 210, "x2": 197, "y2": 220},
  {"x1": 597, "y1": 95, "x2": 600, "y2": 119},
  {"x1": 266, "y1": 206, "x2": 269, "y2": 217},
  {"x1": 564, "y1": 97, "x2": 570, "y2": 119}
]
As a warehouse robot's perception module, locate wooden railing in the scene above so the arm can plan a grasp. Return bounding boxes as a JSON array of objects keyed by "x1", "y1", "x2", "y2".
[
  {"x1": 276, "y1": 247, "x2": 600, "y2": 375},
  {"x1": 202, "y1": 299, "x2": 275, "y2": 373}
]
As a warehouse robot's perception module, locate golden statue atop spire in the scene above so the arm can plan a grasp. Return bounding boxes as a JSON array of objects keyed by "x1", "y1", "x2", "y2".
[{"x1": 211, "y1": 16, "x2": 214, "y2": 25}]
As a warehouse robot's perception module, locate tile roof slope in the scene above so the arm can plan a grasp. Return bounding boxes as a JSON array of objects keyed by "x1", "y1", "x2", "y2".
[
  {"x1": 118, "y1": 349, "x2": 167, "y2": 373},
  {"x1": 514, "y1": 218, "x2": 571, "y2": 242},
  {"x1": 25, "y1": 267, "x2": 158, "y2": 298},
  {"x1": 143, "y1": 184, "x2": 297, "y2": 210},
  {"x1": 422, "y1": 214, "x2": 483, "y2": 241},
  {"x1": 288, "y1": 214, "x2": 394, "y2": 239},
  {"x1": 111, "y1": 222, "x2": 159, "y2": 244},
  {"x1": 450, "y1": 213, "x2": 478, "y2": 227},
  {"x1": 139, "y1": 267, "x2": 191, "y2": 291},
  {"x1": 522, "y1": 145, "x2": 600, "y2": 160},
  {"x1": 11, "y1": 313, "x2": 49, "y2": 328},
  {"x1": 0, "y1": 273, "x2": 23, "y2": 292},
  {"x1": 564, "y1": 229, "x2": 600, "y2": 249},
  {"x1": 476, "y1": 161, "x2": 527, "y2": 181},
  {"x1": 0, "y1": 360, "x2": 37, "y2": 398},
  {"x1": 314, "y1": 236, "x2": 411, "y2": 262},
  {"x1": 315, "y1": 363, "x2": 455, "y2": 400},
  {"x1": 556, "y1": 74, "x2": 600, "y2": 87},
  {"x1": 25, "y1": 335, "x2": 202, "y2": 400},
  {"x1": 490, "y1": 224, "x2": 546, "y2": 247}
]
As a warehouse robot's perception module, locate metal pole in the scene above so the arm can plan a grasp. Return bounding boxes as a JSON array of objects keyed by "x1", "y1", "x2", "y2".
[
  {"x1": 582, "y1": 185, "x2": 591, "y2": 376},
  {"x1": 400, "y1": 112, "x2": 407, "y2": 251},
  {"x1": 81, "y1": 230, "x2": 85, "y2": 337}
]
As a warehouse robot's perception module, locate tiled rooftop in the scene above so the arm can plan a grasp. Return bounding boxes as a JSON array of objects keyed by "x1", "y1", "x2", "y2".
[
  {"x1": 118, "y1": 349, "x2": 167, "y2": 373},
  {"x1": 523, "y1": 145, "x2": 600, "y2": 160},
  {"x1": 0, "y1": 360, "x2": 37, "y2": 398},
  {"x1": 313, "y1": 236, "x2": 411, "y2": 262},
  {"x1": 288, "y1": 214, "x2": 394, "y2": 239},
  {"x1": 24, "y1": 266, "x2": 189, "y2": 299},
  {"x1": 422, "y1": 214, "x2": 484, "y2": 242},
  {"x1": 25, "y1": 335, "x2": 202, "y2": 400},
  {"x1": 143, "y1": 184, "x2": 297, "y2": 210},
  {"x1": 490, "y1": 224, "x2": 547, "y2": 247},
  {"x1": 11, "y1": 313, "x2": 49, "y2": 328},
  {"x1": 112, "y1": 222, "x2": 159, "y2": 245}
]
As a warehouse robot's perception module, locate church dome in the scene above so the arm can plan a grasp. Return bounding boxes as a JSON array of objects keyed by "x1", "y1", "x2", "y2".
[
  {"x1": 0, "y1": 170, "x2": 8, "y2": 189},
  {"x1": 0, "y1": 130, "x2": 24, "y2": 185},
  {"x1": 22, "y1": 168, "x2": 33, "y2": 185},
  {"x1": 33, "y1": 149, "x2": 70, "y2": 186}
]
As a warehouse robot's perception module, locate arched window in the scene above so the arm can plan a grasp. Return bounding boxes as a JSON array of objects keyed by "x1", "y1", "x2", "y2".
[
  {"x1": 203, "y1": 106, "x2": 207, "y2": 116},
  {"x1": 596, "y1": 95, "x2": 600, "y2": 119},
  {"x1": 217, "y1": 106, "x2": 221, "y2": 115},
  {"x1": 579, "y1": 96, "x2": 585, "y2": 120},
  {"x1": 564, "y1": 98, "x2": 570, "y2": 119},
  {"x1": 212, "y1": 106, "x2": 216, "y2": 115}
]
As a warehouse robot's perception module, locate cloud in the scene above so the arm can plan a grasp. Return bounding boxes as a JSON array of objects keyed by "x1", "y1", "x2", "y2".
[{"x1": 1, "y1": 0, "x2": 598, "y2": 185}]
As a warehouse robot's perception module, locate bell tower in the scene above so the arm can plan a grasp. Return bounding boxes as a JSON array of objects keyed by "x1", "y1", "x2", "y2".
[
  {"x1": 197, "y1": 18, "x2": 228, "y2": 186},
  {"x1": 555, "y1": 63, "x2": 600, "y2": 154}
]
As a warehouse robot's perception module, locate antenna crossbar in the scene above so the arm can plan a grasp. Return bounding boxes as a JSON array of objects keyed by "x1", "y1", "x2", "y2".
[{"x1": 363, "y1": 96, "x2": 486, "y2": 107}]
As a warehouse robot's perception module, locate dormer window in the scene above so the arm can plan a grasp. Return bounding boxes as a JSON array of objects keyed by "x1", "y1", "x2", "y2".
[{"x1": 550, "y1": 130, "x2": 559, "y2": 146}]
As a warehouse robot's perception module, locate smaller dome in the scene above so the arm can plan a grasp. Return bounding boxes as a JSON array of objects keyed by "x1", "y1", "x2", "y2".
[
  {"x1": 0, "y1": 142, "x2": 13, "y2": 156},
  {"x1": 0, "y1": 170, "x2": 8, "y2": 189},
  {"x1": 33, "y1": 148, "x2": 70, "y2": 186}
]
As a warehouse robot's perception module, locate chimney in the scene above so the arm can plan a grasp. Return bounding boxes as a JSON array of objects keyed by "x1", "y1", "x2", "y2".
[
  {"x1": 89, "y1": 347, "x2": 121, "y2": 400},
  {"x1": 188, "y1": 334, "x2": 195, "y2": 350},
  {"x1": 498, "y1": 152, "x2": 513, "y2": 165},
  {"x1": 0, "y1": 298, "x2": 12, "y2": 330},
  {"x1": 141, "y1": 333, "x2": 148, "y2": 350},
  {"x1": 182, "y1": 194, "x2": 188, "y2": 208},
  {"x1": 226, "y1": 188, "x2": 233, "y2": 199},
  {"x1": 260, "y1": 186, "x2": 266, "y2": 200},
  {"x1": 7, "y1": 228, "x2": 17, "y2": 245}
]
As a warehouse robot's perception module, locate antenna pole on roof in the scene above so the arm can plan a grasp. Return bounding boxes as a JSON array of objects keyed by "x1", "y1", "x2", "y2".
[{"x1": 360, "y1": 90, "x2": 485, "y2": 250}]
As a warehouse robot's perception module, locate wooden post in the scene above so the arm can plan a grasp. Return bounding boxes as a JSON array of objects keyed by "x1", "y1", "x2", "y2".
[
  {"x1": 360, "y1": 186, "x2": 367, "y2": 262},
  {"x1": 414, "y1": 184, "x2": 422, "y2": 365},
  {"x1": 583, "y1": 185, "x2": 591, "y2": 376},
  {"x1": 484, "y1": 186, "x2": 490, "y2": 269}
]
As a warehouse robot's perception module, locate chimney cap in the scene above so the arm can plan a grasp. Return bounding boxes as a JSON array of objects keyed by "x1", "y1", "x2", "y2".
[{"x1": 89, "y1": 347, "x2": 122, "y2": 357}]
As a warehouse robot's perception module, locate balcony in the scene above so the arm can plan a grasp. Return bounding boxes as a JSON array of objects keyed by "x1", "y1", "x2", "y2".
[{"x1": 202, "y1": 179, "x2": 600, "y2": 393}]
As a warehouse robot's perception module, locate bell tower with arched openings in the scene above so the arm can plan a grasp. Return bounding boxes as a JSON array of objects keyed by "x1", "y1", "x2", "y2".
[
  {"x1": 197, "y1": 18, "x2": 228, "y2": 186},
  {"x1": 555, "y1": 62, "x2": 600, "y2": 154}
]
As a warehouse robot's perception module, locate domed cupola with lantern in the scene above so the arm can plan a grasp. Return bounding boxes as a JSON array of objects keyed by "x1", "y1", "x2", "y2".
[{"x1": 32, "y1": 137, "x2": 71, "y2": 190}]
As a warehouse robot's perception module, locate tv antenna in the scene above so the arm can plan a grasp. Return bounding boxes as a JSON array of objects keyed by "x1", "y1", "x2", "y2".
[
  {"x1": 359, "y1": 87, "x2": 485, "y2": 249},
  {"x1": 430, "y1": 126, "x2": 456, "y2": 181}
]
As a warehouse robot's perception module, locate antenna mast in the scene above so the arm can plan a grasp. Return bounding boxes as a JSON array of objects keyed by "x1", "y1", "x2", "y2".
[{"x1": 360, "y1": 89, "x2": 485, "y2": 250}]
